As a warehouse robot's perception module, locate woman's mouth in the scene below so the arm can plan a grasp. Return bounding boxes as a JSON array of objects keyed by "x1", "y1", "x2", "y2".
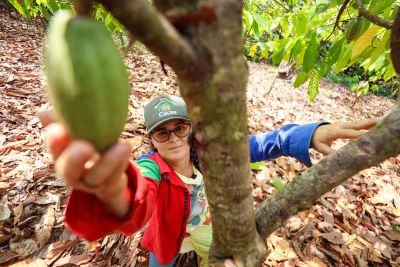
[{"x1": 169, "y1": 145, "x2": 182, "y2": 151}]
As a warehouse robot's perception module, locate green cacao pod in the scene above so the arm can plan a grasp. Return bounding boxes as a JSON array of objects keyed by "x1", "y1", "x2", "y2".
[
  {"x1": 345, "y1": 17, "x2": 364, "y2": 43},
  {"x1": 44, "y1": 10, "x2": 130, "y2": 152}
]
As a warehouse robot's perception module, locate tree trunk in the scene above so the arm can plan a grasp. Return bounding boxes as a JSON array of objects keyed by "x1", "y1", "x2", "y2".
[
  {"x1": 93, "y1": 1, "x2": 400, "y2": 266},
  {"x1": 172, "y1": 1, "x2": 267, "y2": 265}
]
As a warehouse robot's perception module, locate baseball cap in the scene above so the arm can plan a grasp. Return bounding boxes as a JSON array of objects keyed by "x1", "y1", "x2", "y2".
[{"x1": 144, "y1": 95, "x2": 190, "y2": 133}]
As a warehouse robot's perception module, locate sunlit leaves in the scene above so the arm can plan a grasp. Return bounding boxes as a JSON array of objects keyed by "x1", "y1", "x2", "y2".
[
  {"x1": 320, "y1": 37, "x2": 344, "y2": 76},
  {"x1": 243, "y1": 0, "x2": 398, "y2": 100},
  {"x1": 294, "y1": 70, "x2": 310, "y2": 88},
  {"x1": 303, "y1": 33, "x2": 318, "y2": 73},
  {"x1": 308, "y1": 69, "x2": 321, "y2": 102},
  {"x1": 351, "y1": 25, "x2": 381, "y2": 60},
  {"x1": 7, "y1": 0, "x2": 124, "y2": 33}
]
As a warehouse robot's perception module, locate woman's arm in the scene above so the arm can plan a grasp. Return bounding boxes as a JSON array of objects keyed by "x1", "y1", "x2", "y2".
[{"x1": 248, "y1": 118, "x2": 378, "y2": 166}]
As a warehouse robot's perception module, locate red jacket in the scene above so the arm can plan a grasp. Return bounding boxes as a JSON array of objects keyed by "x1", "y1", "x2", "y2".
[{"x1": 65, "y1": 152, "x2": 191, "y2": 264}]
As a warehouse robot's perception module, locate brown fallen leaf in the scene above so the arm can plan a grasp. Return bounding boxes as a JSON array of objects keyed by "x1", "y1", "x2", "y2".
[
  {"x1": 9, "y1": 259, "x2": 47, "y2": 267},
  {"x1": 9, "y1": 238, "x2": 38, "y2": 256},
  {"x1": 35, "y1": 205, "x2": 56, "y2": 247},
  {"x1": 322, "y1": 230, "x2": 350, "y2": 245},
  {"x1": 382, "y1": 229, "x2": 400, "y2": 241}
]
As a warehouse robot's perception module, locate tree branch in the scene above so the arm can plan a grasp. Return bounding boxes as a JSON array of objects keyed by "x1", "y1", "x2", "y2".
[
  {"x1": 355, "y1": 0, "x2": 393, "y2": 29},
  {"x1": 335, "y1": 0, "x2": 350, "y2": 32},
  {"x1": 390, "y1": 8, "x2": 400, "y2": 75},
  {"x1": 74, "y1": 0, "x2": 92, "y2": 16},
  {"x1": 255, "y1": 103, "x2": 400, "y2": 238},
  {"x1": 324, "y1": 0, "x2": 350, "y2": 41},
  {"x1": 271, "y1": 0, "x2": 289, "y2": 12},
  {"x1": 96, "y1": 0, "x2": 199, "y2": 81}
]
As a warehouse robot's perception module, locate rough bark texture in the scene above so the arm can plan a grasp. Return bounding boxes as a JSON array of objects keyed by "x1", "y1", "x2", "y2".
[
  {"x1": 255, "y1": 103, "x2": 400, "y2": 238},
  {"x1": 175, "y1": 2, "x2": 267, "y2": 266},
  {"x1": 99, "y1": 0, "x2": 199, "y2": 81},
  {"x1": 391, "y1": 8, "x2": 400, "y2": 75}
]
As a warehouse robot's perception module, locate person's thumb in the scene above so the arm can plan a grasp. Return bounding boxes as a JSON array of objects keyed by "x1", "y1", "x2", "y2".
[
  {"x1": 314, "y1": 143, "x2": 335, "y2": 155},
  {"x1": 38, "y1": 110, "x2": 56, "y2": 128}
]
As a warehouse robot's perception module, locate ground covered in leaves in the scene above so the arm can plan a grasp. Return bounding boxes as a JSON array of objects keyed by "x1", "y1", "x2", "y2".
[{"x1": 1, "y1": 7, "x2": 400, "y2": 267}]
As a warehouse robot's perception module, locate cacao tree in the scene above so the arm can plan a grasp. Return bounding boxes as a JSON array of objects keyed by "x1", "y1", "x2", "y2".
[
  {"x1": 9, "y1": 0, "x2": 400, "y2": 265},
  {"x1": 59, "y1": 1, "x2": 399, "y2": 265}
]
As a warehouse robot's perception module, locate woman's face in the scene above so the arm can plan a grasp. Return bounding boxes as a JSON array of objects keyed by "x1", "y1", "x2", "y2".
[{"x1": 150, "y1": 119, "x2": 191, "y2": 164}]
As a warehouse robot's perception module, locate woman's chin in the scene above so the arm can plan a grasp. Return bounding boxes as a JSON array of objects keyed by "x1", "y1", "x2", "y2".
[{"x1": 164, "y1": 149, "x2": 189, "y2": 162}]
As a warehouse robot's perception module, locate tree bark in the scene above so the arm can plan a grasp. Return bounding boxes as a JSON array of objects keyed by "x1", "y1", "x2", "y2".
[
  {"x1": 256, "y1": 103, "x2": 400, "y2": 238},
  {"x1": 91, "y1": 1, "x2": 400, "y2": 266},
  {"x1": 175, "y1": 1, "x2": 267, "y2": 265},
  {"x1": 355, "y1": 0, "x2": 393, "y2": 29},
  {"x1": 98, "y1": 0, "x2": 199, "y2": 81},
  {"x1": 391, "y1": 8, "x2": 400, "y2": 75}
]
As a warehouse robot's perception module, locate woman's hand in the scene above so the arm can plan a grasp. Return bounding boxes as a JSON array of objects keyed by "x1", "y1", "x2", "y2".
[
  {"x1": 39, "y1": 111, "x2": 131, "y2": 218},
  {"x1": 311, "y1": 118, "x2": 379, "y2": 155}
]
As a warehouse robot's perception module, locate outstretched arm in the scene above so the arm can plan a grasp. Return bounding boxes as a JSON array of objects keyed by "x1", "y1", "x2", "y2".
[{"x1": 248, "y1": 118, "x2": 378, "y2": 166}]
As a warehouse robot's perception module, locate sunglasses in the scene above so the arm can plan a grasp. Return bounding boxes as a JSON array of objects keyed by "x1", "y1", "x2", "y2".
[{"x1": 150, "y1": 122, "x2": 191, "y2": 143}]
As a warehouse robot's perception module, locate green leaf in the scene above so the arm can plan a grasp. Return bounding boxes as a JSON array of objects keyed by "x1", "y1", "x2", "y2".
[
  {"x1": 37, "y1": 4, "x2": 50, "y2": 20},
  {"x1": 46, "y1": 0, "x2": 60, "y2": 13},
  {"x1": 254, "y1": 13, "x2": 270, "y2": 33},
  {"x1": 280, "y1": 16, "x2": 291, "y2": 38},
  {"x1": 320, "y1": 37, "x2": 344, "y2": 76},
  {"x1": 303, "y1": 33, "x2": 318, "y2": 72},
  {"x1": 294, "y1": 71, "x2": 310, "y2": 88},
  {"x1": 289, "y1": 38, "x2": 302, "y2": 62},
  {"x1": 250, "y1": 162, "x2": 265, "y2": 170},
  {"x1": 242, "y1": 9, "x2": 253, "y2": 31},
  {"x1": 272, "y1": 40, "x2": 290, "y2": 65},
  {"x1": 293, "y1": 12, "x2": 307, "y2": 35},
  {"x1": 252, "y1": 17, "x2": 261, "y2": 39},
  {"x1": 271, "y1": 179, "x2": 286, "y2": 190},
  {"x1": 259, "y1": 43, "x2": 269, "y2": 59},
  {"x1": 370, "y1": 30, "x2": 391, "y2": 64},
  {"x1": 335, "y1": 44, "x2": 353, "y2": 73},
  {"x1": 391, "y1": 223, "x2": 400, "y2": 233},
  {"x1": 384, "y1": 64, "x2": 396, "y2": 81},
  {"x1": 7, "y1": 0, "x2": 25, "y2": 15},
  {"x1": 307, "y1": 69, "x2": 321, "y2": 102},
  {"x1": 21, "y1": 0, "x2": 32, "y2": 20},
  {"x1": 315, "y1": 3, "x2": 330, "y2": 14},
  {"x1": 369, "y1": 0, "x2": 395, "y2": 14}
]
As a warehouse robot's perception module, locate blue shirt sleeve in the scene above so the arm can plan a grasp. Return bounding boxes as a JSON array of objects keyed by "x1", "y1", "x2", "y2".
[{"x1": 248, "y1": 122, "x2": 329, "y2": 167}]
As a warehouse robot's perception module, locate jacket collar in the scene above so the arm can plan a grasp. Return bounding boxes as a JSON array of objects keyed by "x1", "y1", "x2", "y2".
[
  {"x1": 151, "y1": 152, "x2": 187, "y2": 188},
  {"x1": 153, "y1": 152, "x2": 172, "y2": 174}
]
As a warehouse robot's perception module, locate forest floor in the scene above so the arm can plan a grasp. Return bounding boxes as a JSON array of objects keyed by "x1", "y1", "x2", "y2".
[{"x1": 1, "y1": 7, "x2": 400, "y2": 267}]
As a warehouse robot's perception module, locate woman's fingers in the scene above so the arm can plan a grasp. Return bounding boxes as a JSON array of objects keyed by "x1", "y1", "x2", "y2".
[
  {"x1": 314, "y1": 143, "x2": 335, "y2": 155},
  {"x1": 340, "y1": 118, "x2": 379, "y2": 130},
  {"x1": 45, "y1": 123, "x2": 71, "y2": 160},
  {"x1": 82, "y1": 142, "x2": 131, "y2": 190},
  {"x1": 38, "y1": 110, "x2": 57, "y2": 128},
  {"x1": 335, "y1": 128, "x2": 362, "y2": 139},
  {"x1": 55, "y1": 140, "x2": 97, "y2": 187}
]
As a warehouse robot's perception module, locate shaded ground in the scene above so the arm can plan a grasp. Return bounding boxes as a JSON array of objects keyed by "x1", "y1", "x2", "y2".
[{"x1": 1, "y1": 8, "x2": 399, "y2": 267}]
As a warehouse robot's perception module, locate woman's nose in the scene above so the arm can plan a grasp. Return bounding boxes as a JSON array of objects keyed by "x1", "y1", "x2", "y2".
[{"x1": 168, "y1": 131, "x2": 179, "y2": 142}]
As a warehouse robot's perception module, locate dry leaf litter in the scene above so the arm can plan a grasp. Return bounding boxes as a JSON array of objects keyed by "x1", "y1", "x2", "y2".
[{"x1": 1, "y1": 7, "x2": 399, "y2": 267}]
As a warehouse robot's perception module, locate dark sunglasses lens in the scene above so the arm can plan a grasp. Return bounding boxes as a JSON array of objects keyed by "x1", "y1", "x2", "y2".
[
  {"x1": 153, "y1": 131, "x2": 170, "y2": 142},
  {"x1": 174, "y1": 124, "x2": 190, "y2": 137}
]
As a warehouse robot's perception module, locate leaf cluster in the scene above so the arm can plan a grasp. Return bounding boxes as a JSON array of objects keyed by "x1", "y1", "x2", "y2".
[{"x1": 243, "y1": 0, "x2": 399, "y2": 101}]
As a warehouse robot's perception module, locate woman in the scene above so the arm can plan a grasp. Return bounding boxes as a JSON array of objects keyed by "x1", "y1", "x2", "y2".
[{"x1": 42, "y1": 94, "x2": 377, "y2": 266}]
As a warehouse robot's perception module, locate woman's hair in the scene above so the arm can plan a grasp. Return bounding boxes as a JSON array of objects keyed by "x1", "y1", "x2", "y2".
[
  {"x1": 149, "y1": 133, "x2": 202, "y2": 172},
  {"x1": 189, "y1": 134, "x2": 201, "y2": 172}
]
